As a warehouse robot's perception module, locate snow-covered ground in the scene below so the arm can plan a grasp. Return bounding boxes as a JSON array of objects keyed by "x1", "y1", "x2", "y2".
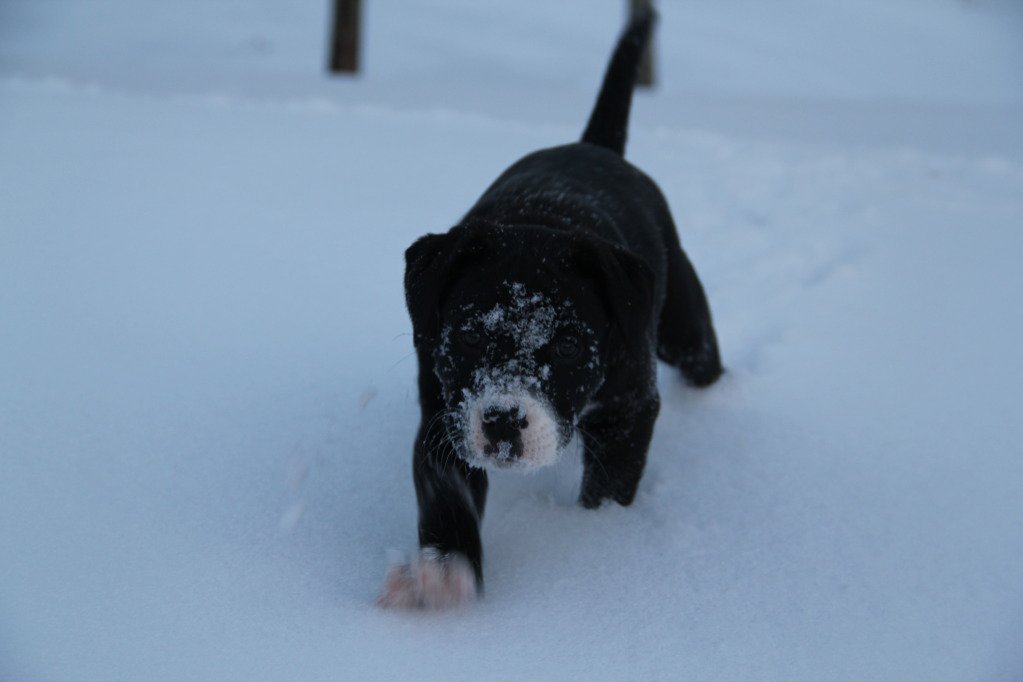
[{"x1": 2, "y1": 1, "x2": 1022, "y2": 680}]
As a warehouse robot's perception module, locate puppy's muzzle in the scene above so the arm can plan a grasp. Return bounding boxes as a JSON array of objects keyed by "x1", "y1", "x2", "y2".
[
  {"x1": 481, "y1": 405, "x2": 528, "y2": 460},
  {"x1": 462, "y1": 390, "x2": 561, "y2": 470}
]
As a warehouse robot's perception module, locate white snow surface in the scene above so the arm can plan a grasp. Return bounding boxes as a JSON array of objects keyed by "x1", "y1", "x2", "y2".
[{"x1": 2, "y1": 1, "x2": 1023, "y2": 680}]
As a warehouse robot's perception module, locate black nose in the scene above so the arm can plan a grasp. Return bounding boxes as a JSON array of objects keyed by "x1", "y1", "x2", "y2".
[{"x1": 481, "y1": 406, "x2": 528, "y2": 458}]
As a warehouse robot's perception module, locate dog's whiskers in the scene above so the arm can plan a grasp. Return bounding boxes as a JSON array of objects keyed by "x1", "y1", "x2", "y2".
[
  {"x1": 574, "y1": 422, "x2": 611, "y2": 480},
  {"x1": 416, "y1": 408, "x2": 463, "y2": 474},
  {"x1": 388, "y1": 350, "x2": 417, "y2": 371}
]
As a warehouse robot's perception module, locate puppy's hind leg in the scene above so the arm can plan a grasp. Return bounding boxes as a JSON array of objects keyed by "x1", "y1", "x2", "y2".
[{"x1": 656, "y1": 225, "x2": 723, "y2": 387}]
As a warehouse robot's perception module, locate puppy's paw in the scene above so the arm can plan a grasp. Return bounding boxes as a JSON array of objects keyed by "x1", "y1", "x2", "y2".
[
  {"x1": 679, "y1": 335, "x2": 723, "y2": 388},
  {"x1": 681, "y1": 355, "x2": 723, "y2": 388},
  {"x1": 376, "y1": 549, "x2": 477, "y2": 610}
]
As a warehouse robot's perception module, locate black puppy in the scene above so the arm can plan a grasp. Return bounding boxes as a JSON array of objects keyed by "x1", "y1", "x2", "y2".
[{"x1": 379, "y1": 9, "x2": 721, "y2": 609}]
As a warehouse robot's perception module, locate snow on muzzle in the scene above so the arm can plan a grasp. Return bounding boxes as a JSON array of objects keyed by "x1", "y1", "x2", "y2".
[{"x1": 460, "y1": 390, "x2": 562, "y2": 471}]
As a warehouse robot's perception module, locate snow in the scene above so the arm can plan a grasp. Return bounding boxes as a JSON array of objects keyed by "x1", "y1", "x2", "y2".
[
  {"x1": 473, "y1": 283, "x2": 558, "y2": 352},
  {"x1": 2, "y1": 1, "x2": 1022, "y2": 680}
]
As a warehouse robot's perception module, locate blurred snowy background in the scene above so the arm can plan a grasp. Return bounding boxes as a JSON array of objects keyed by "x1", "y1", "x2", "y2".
[{"x1": 2, "y1": 1, "x2": 1022, "y2": 680}]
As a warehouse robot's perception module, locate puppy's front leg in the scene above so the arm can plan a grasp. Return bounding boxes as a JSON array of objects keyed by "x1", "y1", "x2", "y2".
[
  {"x1": 579, "y1": 390, "x2": 660, "y2": 509},
  {"x1": 378, "y1": 417, "x2": 488, "y2": 610}
]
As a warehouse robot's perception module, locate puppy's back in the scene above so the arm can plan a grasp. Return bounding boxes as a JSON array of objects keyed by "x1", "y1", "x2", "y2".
[{"x1": 464, "y1": 143, "x2": 671, "y2": 290}]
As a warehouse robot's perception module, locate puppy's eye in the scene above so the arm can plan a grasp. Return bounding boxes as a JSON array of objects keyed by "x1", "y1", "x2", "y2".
[
  {"x1": 555, "y1": 335, "x2": 581, "y2": 360},
  {"x1": 460, "y1": 330, "x2": 483, "y2": 350}
]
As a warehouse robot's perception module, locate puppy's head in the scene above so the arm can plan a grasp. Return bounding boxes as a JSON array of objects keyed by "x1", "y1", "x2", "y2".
[{"x1": 405, "y1": 222, "x2": 654, "y2": 471}]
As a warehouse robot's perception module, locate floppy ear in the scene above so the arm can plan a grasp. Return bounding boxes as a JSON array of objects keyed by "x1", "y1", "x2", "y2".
[
  {"x1": 575, "y1": 235, "x2": 656, "y2": 357},
  {"x1": 404, "y1": 232, "x2": 453, "y2": 345},
  {"x1": 404, "y1": 224, "x2": 489, "y2": 345}
]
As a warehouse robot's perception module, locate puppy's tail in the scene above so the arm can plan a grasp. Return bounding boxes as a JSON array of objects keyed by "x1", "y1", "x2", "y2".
[{"x1": 580, "y1": 6, "x2": 657, "y2": 156}]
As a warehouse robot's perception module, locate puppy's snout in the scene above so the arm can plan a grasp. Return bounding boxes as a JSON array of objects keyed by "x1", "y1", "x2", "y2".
[{"x1": 481, "y1": 405, "x2": 527, "y2": 459}]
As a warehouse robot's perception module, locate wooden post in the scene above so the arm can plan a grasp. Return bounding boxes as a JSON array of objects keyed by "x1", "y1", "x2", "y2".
[
  {"x1": 630, "y1": 0, "x2": 654, "y2": 87},
  {"x1": 329, "y1": 0, "x2": 361, "y2": 74}
]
